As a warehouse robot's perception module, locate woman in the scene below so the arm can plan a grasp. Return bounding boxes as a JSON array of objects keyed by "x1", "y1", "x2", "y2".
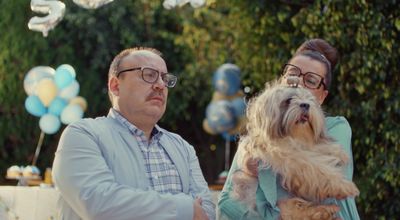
[{"x1": 217, "y1": 39, "x2": 360, "y2": 220}]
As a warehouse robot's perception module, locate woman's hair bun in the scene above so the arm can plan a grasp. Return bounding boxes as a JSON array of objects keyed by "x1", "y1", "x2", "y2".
[{"x1": 296, "y1": 38, "x2": 339, "y2": 69}]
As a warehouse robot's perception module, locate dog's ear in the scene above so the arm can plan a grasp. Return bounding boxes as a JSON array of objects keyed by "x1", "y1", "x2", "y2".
[
  {"x1": 266, "y1": 88, "x2": 289, "y2": 139},
  {"x1": 246, "y1": 83, "x2": 288, "y2": 141},
  {"x1": 309, "y1": 103, "x2": 333, "y2": 143}
]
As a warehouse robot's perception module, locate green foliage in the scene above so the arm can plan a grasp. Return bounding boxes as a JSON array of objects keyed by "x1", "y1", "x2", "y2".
[{"x1": 0, "y1": 0, "x2": 399, "y2": 218}]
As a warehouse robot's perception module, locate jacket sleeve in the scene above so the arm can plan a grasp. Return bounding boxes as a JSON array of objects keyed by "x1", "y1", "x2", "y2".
[
  {"x1": 52, "y1": 120, "x2": 194, "y2": 220},
  {"x1": 327, "y1": 116, "x2": 360, "y2": 220},
  {"x1": 217, "y1": 154, "x2": 264, "y2": 220},
  {"x1": 186, "y1": 143, "x2": 216, "y2": 220}
]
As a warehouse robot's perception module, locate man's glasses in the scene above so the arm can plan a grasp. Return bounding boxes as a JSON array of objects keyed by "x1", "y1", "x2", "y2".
[
  {"x1": 281, "y1": 64, "x2": 326, "y2": 90},
  {"x1": 116, "y1": 66, "x2": 178, "y2": 88}
]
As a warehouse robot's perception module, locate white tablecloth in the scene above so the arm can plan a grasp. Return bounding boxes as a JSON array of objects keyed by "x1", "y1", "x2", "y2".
[
  {"x1": 0, "y1": 186, "x2": 58, "y2": 220},
  {"x1": 0, "y1": 186, "x2": 220, "y2": 220}
]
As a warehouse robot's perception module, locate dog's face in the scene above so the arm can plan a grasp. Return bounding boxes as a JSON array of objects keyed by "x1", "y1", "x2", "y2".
[{"x1": 246, "y1": 81, "x2": 329, "y2": 144}]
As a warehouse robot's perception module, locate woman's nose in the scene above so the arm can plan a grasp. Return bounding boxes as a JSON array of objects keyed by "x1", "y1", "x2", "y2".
[{"x1": 286, "y1": 76, "x2": 301, "y2": 87}]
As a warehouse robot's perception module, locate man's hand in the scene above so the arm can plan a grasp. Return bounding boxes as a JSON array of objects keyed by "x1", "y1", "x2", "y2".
[{"x1": 193, "y1": 197, "x2": 209, "y2": 220}]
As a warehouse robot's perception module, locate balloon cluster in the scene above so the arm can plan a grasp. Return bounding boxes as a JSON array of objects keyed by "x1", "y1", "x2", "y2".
[
  {"x1": 24, "y1": 65, "x2": 87, "y2": 134},
  {"x1": 203, "y1": 64, "x2": 247, "y2": 139},
  {"x1": 163, "y1": 0, "x2": 205, "y2": 9}
]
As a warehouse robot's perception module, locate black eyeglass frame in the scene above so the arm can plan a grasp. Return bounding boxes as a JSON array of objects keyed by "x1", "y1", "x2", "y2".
[
  {"x1": 281, "y1": 63, "x2": 326, "y2": 90},
  {"x1": 116, "y1": 66, "x2": 178, "y2": 88}
]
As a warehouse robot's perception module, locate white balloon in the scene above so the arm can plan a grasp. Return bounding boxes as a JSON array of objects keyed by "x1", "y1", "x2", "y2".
[
  {"x1": 162, "y1": 0, "x2": 177, "y2": 10},
  {"x1": 190, "y1": 0, "x2": 205, "y2": 8},
  {"x1": 60, "y1": 104, "x2": 84, "y2": 124},
  {"x1": 59, "y1": 80, "x2": 80, "y2": 100},
  {"x1": 73, "y1": 0, "x2": 114, "y2": 9},
  {"x1": 163, "y1": 0, "x2": 204, "y2": 9},
  {"x1": 24, "y1": 66, "x2": 55, "y2": 96},
  {"x1": 177, "y1": 0, "x2": 190, "y2": 7},
  {"x1": 28, "y1": 0, "x2": 66, "y2": 37}
]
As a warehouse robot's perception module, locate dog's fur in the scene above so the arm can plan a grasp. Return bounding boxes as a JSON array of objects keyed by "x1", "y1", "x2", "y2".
[{"x1": 231, "y1": 81, "x2": 359, "y2": 219}]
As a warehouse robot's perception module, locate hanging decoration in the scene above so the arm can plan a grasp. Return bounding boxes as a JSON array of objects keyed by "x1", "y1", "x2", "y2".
[
  {"x1": 203, "y1": 64, "x2": 247, "y2": 184},
  {"x1": 72, "y1": 0, "x2": 114, "y2": 9},
  {"x1": 203, "y1": 63, "x2": 246, "y2": 138},
  {"x1": 28, "y1": 0, "x2": 116, "y2": 36},
  {"x1": 163, "y1": 0, "x2": 206, "y2": 9},
  {"x1": 28, "y1": 0, "x2": 66, "y2": 37}
]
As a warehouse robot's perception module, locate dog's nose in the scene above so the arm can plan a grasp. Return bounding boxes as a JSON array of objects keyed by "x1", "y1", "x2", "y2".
[{"x1": 300, "y1": 103, "x2": 310, "y2": 110}]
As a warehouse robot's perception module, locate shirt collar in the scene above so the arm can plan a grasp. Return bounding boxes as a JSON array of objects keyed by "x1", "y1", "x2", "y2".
[{"x1": 109, "y1": 108, "x2": 162, "y2": 139}]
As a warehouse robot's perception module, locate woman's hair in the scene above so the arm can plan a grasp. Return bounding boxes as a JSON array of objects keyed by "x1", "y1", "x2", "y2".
[{"x1": 292, "y1": 39, "x2": 339, "y2": 90}]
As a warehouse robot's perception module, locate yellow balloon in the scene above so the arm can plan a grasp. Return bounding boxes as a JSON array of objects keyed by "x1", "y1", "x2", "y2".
[
  {"x1": 36, "y1": 78, "x2": 58, "y2": 106},
  {"x1": 69, "y1": 96, "x2": 88, "y2": 112},
  {"x1": 228, "y1": 116, "x2": 247, "y2": 135},
  {"x1": 203, "y1": 119, "x2": 217, "y2": 135}
]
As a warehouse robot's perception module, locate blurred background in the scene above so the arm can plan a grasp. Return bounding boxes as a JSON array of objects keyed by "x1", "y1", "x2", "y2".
[{"x1": 0, "y1": 0, "x2": 399, "y2": 218}]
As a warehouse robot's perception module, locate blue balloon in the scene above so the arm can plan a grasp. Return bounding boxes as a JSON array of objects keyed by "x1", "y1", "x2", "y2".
[
  {"x1": 221, "y1": 132, "x2": 238, "y2": 141},
  {"x1": 55, "y1": 64, "x2": 75, "y2": 89},
  {"x1": 48, "y1": 97, "x2": 68, "y2": 116},
  {"x1": 25, "y1": 95, "x2": 47, "y2": 117},
  {"x1": 60, "y1": 104, "x2": 84, "y2": 124},
  {"x1": 206, "y1": 100, "x2": 236, "y2": 133},
  {"x1": 213, "y1": 63, "x2": 241, "y2": 96},
  {"x1": 231, "y1": 97, "x2": 247, "y2": 117},
  {"x1": 57, "y1": 64, "x2": 76, "y2": 78},
  {"x1": 39, "y1": 114, "x2": 61, "y2": 134}
]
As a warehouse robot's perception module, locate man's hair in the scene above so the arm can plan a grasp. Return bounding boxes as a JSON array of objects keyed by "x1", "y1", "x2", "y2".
[
  {"x1": 108, "y1": 47, "x2": 163, "y2": 80},
  {"x1": 107, "y1": 47, "x2": 163, "y2": 104}
]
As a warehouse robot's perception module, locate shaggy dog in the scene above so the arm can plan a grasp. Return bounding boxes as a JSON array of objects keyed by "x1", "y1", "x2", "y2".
[{"x1": 231, "y1": 81, "x2": 359, "y2": 219}]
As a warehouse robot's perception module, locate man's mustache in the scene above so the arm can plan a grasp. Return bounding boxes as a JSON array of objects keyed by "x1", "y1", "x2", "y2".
[{"x1": 146, "y1": 92, "x2": 165, "y2": 103}]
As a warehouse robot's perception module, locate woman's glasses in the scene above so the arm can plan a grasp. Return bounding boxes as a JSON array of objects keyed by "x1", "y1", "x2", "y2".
[{"x1": 281, "y1": 64, "x2": 326, "y2": 90}]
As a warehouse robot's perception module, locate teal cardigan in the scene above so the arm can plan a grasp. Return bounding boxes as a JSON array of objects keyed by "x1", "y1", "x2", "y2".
[{"x1": 217, "y1": 116, "x2": 360, "y2": 220}]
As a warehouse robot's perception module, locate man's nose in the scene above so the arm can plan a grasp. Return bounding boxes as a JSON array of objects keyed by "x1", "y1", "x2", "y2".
[{"x1": 152, "y1": 75, "x2": 166, "y2": 89}]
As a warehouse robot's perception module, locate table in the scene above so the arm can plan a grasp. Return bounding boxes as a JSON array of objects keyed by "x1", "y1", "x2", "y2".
[
  {"x1": 0, "y1": 186, "x2": 58, "y2": 220},
  {"x1": 0, "y1": 186, "x2": 221, "y2": 220}
]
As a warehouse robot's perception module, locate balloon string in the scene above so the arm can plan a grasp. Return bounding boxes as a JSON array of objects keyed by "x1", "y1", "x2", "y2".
[
  {"x1": 224, "y1": 138, "x2": 230, "y2": 170},
  {"x1": 32, "y1": 131, "x2": 45, "y2": 166}
]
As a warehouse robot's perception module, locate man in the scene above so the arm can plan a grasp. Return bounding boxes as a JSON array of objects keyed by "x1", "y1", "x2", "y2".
[{"x1": 52, "y1": 47, "x2": 215, "y2": 220}]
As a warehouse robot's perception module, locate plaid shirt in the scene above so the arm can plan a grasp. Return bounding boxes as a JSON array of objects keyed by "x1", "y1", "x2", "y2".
[{"x1": 112, "y1": 109, "x2": 183, "y2": 194}]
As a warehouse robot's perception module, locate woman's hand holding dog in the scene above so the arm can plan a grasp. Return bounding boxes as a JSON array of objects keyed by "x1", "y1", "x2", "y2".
[{"x1": 243, "y1": 156, "x2": 259, "y2": 177}]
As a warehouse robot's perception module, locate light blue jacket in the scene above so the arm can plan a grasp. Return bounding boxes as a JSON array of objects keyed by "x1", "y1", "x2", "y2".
[
  {"x1": 52, "y1": 110, "x2": 215, "y2": 220},
  {"x1": 218, "y1": 116, "x2": 360, "y2": 220}
]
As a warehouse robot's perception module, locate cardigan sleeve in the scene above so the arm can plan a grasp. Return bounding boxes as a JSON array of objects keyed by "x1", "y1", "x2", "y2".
[
  {"x1": 325, "y1": 116, "x2": 360, "y2": 220},
  {"x1": 217, "y1": 154, "x2": 264, "y2": 220}
]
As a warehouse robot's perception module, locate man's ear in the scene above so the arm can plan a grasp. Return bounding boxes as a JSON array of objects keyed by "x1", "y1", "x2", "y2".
[{"x1": 108, "y1": 76, "x2": 120, "y2": 96}]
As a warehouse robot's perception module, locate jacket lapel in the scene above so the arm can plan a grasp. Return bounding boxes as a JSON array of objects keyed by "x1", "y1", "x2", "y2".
[{"x1": 159, "y1": 136, "x2": 189, "y2": 193}]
